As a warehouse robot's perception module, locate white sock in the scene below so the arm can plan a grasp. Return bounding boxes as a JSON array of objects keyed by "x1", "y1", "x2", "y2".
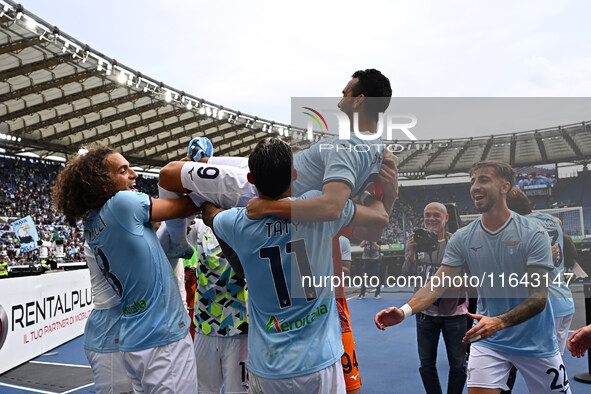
[{"x1": 158, "y1": 186, "x2": 189, "y2": 250}]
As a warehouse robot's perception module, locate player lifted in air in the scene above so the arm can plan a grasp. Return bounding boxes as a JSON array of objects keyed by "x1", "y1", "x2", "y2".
[
  {"x1": 158, "y1": 69, "x2": 397, "y2": 393},
  {"x1": 157, "y1": 69, "x2": 396, "y2": 257},
  {"x1": 200, "y1": 137, "x2": 389, "y2": 392}
]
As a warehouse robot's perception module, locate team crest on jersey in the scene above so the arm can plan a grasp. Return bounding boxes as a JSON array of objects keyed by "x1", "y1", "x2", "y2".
[{"x1": 503, "y1": 240, "x2": 520, "y2": 255}]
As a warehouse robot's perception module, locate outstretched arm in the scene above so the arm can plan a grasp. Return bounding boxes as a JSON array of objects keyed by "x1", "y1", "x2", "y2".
[
  {"x1": 374, "y1": 264, "x2": 461, "y2": 330},
  {"x1": 151, "y1": 196, "x2": 199, "y2": 222},
  {"x1": 246, "y1": 157, "x2": 398, "y2": 225},
  {"x1": 246, "y1": 181, "x2": 352, "y2": 222}
]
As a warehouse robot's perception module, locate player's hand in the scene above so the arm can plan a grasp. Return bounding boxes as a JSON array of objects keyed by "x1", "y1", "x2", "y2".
[
  {"x1": 374, "y1": 307, "x2": 404, "y2": 330},
  {"x1": 378, "y1": 157, "x2": 398, "y2": 201},
  {"x1": 567, "y1": 325, "x2": 591, "y2": 358},
  {"x1": 551, "y1": 243, "x2": 559, "y2": 262},
  {"x1": 246, "y1": 197, "x2": 267, "y2": 219},
  {"x1": 462, "y1": 313, "x2": 505, "y2": 343}
]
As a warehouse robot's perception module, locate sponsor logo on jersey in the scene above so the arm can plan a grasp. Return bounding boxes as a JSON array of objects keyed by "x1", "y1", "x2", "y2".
[
  {"x1": 122, "y1": 299, "x2": 147, "y2": 315},
  {"x1": 265, "y1": 316, "x2": 283, "y2": 332},
  {"x1": 265, "y1": 304, "x2": 329, "y2": 333}
]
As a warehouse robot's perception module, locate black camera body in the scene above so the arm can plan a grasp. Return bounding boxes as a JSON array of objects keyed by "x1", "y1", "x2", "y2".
[{"x1": 413, "y1": 228, "x2": 439, "y2": 252}]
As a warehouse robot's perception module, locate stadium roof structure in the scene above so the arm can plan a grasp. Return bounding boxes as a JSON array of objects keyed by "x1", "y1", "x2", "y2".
[
  {"x1": 0, "y1": 0, "x2": 313, "y2": 171},
  {"x1": 1, "y1": 0, "x2": 591, "y2": 176},
  {"x1": 394, "y1": 120, "x2": 591, "y2": 179}
]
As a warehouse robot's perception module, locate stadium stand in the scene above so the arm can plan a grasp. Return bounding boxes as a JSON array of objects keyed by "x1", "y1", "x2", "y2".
[
  {"x1": 2, "y1": 153, "x2": 588, "y2": 266},
  {"x1": 0, "y1": 155, "x2": 159, "y2": 275}
]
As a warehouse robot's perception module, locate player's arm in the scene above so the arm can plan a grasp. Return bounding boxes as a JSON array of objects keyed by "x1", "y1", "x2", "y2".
[
  {"x1": 246, "y1": 180, "x2": 352, "y2": 221},
  {"x1": 345, "y1": 158, "x2": 398, "y2": 240},
  {"x1": 151, "y1": 196, "x2": 199, "y2": 222},
  {"x1": 200, "y1": 202, "x2": 245, "y2": 278},
  {"x1": 463, "y1": 265, "x2": 549, "y2": 344},
  {"x1": 201, "y1": 201, "x2": 224, "y2": 229},
  {"x1": 375, "y1": 157, "x2": 398, "y2": 216},
  {"x1": 345, "y1": 194, "x2": 389, "y2": 241},
  {"x1": 246, "y1": 157, "x2": 397, "y2": 223},
  {"x1": 349, "y1": 197, "x2": 389, "y2": 228},
  {"x1": 563, "y1": 234, "x2": 577, "y2": 269},
  {"x1": 374, "y1": 264, "x2": 461, "y2": 330}
]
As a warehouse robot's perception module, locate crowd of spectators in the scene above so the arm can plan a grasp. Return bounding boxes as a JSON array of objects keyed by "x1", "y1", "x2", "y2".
[
  {"x1": 0, "y1": 155, "x2": 158, "y2": 273},
  {"x1": 0, "y1": 155, "x2": 587, "y2": 273}
]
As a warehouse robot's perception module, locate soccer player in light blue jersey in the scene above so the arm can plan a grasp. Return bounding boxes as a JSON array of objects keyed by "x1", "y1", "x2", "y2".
[
  {"x1": 157, "y1": 69, "x2": 396, "y2": 256},
  {"x1": 82, "y1": 242, "x2": 133, "y2": 393},
  {"x1": 375, "y1": 161, "x2": 571, "y2": 394},
  {"x1": 506, "y1": 187, "x2": 575, "y2": 355},
  {"x1": 201, "y1": 137, "x2": 390, "y2": 393},
  {"x1": 53, "y1": 146, "x2": 200, "y2": 393}
]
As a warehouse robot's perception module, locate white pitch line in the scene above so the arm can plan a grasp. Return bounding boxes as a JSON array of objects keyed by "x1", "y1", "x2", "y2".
[
  {"x1": 0, "y1": 382, "x2": 56, "y2": 394},
  {"x1": 62, "y1": 382, "x2": 95, "y2": 394},
  {"x1": 29, "y1": 360, "x2": 91, "y2": 369}
]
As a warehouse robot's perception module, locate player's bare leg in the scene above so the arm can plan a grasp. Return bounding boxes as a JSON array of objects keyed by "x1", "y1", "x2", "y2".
[
  {"x1": 158, "y1": 137, "x2": 214, "y2": 259},
  {"x1": 159, "y1": 161, "x2": 188, "y2": 194}
]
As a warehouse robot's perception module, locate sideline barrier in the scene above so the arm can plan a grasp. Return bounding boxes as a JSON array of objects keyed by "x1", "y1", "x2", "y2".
[{"x1": 0, "y1": 270, "x2": 93, "y2": 374}]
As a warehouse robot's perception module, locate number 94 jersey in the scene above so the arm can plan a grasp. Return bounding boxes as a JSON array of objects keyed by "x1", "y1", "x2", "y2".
[{"x1": 213, "y1": 191, "x2": 355, "y2": 379}]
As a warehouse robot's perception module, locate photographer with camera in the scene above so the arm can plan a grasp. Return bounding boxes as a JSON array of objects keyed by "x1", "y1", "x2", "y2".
[{"x1": 401, "y1": 202, "x2": 468, "y2": 394}]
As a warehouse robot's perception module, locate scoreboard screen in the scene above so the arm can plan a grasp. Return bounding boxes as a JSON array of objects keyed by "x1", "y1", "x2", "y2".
[{"x1": 515, "y1": 163, "x2": 557, "y2": 197}]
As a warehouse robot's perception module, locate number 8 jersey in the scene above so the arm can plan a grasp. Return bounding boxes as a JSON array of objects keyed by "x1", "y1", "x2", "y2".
[
  {"x1": 213, "y1": 191, "x2": 355, "y2": 379},
  {"x1": 84, "y1": 191, "x2": 190, "y2": 352}
]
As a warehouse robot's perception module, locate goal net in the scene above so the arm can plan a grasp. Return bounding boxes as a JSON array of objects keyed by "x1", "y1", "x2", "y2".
[{"x1": 460, "y1": 206, "x2": 584, "y2": 241}]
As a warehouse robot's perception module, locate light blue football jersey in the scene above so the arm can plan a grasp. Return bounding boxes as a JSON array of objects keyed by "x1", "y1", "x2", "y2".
[
  {"x1": 525, "y1": 212, "x2": 575, "y2": 318},
  {"x1": 84, "y1": 191, "x2": 190, "y2": 352},
  {"x1": 83, "y1": 242, "x2": 122, "y2": 353},
  {"x1": 293, "y1": 133, "x2": 383, "y2": 198},
  {"x1": 442, "y1": 212, "x2": 558, "y2": 357},
  {"x1": 213, "y1": 191, "x2": 355, "y2": 379},
  {"x1": 83, "y1": 307, "x2": 122, "y2": 353}
]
